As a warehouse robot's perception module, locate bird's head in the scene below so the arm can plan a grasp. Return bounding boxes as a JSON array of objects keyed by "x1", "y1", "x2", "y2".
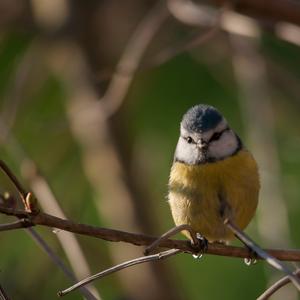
[{"x1": 175, "y1": 104, "x2": 242, "y2": 165}]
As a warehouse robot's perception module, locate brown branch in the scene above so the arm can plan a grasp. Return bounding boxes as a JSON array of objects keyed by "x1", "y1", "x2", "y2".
[
  {"x1": 1, "y1": 204, "x2": 300, "y2": 261},
  {"x1": 0, "y1": 160, "x2": 99, "y2": 300},
  {"x1": 2, "y1": 159, "x2": 300, "y2": 300},
  {"x1": 58, "y1": 249, "x2": 181, "y2": 297},
  {"x1": 0, "y1": 217, "x2": 97, "y2": 300},
  {"x1": 0, "y1": 160, "x2": 27, "y2": 200},
  {"x1": 0, "y1": 218, "x2": 33, "y2": 231}
]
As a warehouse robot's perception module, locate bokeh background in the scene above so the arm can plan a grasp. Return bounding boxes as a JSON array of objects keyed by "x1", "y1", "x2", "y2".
[{"x1": 1, "y1": 0, "x2": 300, "y2": 299}]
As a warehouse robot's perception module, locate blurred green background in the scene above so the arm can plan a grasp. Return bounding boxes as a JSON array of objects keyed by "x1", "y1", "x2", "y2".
[{"x1": 0, "y1": 1, "x2": 300, "y2": 299}]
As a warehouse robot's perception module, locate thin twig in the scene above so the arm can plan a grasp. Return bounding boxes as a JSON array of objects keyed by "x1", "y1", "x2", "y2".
[
  {"x1": 139, "y1": 1, "x2": 228, "y2": 70},
  {"x1": 21, "y1": 160, "x2": 100, "y2": 298},
  {"x1": 27, "y1": 228, "x2": 75, "y2": 279},
  {"x1": 100, "y1": 0, "x2": 169, "y2": 117},
  {"x1": 0, "y1": 160, "x2": 99, "y2": 299},
  {"x1": 0, "y1": 218, "x2": 32, "y2": 231},
  {"x1": 257, "y1": 269, "x2": 300, "y2": 300},
  {"x1": 225, "y1": 219, "x2": 300, "y2": 291},
  {"x1": 0, "y1": 160, "x2": 27, "y2": 199},
  {"x1": 26, "y1": 228, "x2": 98, "y2": 300},
  {"x1": 144, "y1": 224, "x2": 199, "y2": 255},
  {"x1": 58, "y1": 249, "x2": 181, "y2": 297},
  {"x1": 96, "y1": 26, "x2": 220, "y2": 83},
  {"x1": 0, "y1": 284, "x2": 10, "y2": 300},
  {"x1": 0, "y1": 218, "x2": 98, "y2": 300},
  {"x1": 145, "y1": 25, "x2": 219, "y2": 68},
  {"x1": 0, "y1": 214, "x2": 98, "y2": 299}
]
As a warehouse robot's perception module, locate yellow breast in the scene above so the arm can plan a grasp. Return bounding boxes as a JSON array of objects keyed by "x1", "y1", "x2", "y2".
[{"x1": 168, "y1": 149, "x2": 260, "y2": 242}]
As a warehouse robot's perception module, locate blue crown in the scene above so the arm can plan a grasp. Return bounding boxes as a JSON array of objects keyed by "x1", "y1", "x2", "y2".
[{"x1": 182, "y1": 105, "x2": 223, "y2": 133}]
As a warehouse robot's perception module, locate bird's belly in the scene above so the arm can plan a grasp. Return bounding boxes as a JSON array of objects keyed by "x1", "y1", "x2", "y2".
[
  {"x1": 169, "y1": 186, "x2": 236, "y2": 242},
  {"x1": 168, "y1": 151, "x2": 260, "y2": 242}
]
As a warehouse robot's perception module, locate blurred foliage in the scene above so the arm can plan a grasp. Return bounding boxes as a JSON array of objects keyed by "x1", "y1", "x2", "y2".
[{"x1": 0, "y1": 1, "x2": 300, "y2": 300}]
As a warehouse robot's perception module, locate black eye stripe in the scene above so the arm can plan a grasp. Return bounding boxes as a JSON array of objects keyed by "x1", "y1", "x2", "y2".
[
  {"x1": 209, "y1": 127, "x2": 229, "y2": 142},
  {"x1": 182, "y1": 127, "x2": 230, "y2": 144}
]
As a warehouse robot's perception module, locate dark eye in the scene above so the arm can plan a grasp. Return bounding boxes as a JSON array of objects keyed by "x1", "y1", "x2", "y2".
[
  {"x1": 209, "y1": 127, "x2": 229, "y2": 142},
  {"x1": 186, "y1": 136, "x2": 193, "y2": 144},
  {"x1": 210, "y1": 132, "x2": 222, "y2": 141}
]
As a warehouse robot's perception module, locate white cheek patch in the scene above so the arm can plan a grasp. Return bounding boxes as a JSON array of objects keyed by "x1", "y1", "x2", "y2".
[
  {"x1": 208, "y1": 130, "x2": 238, "y2": 159},
  {"x1": 175, "y1": 137, "x2": 199, "y2": 164}
]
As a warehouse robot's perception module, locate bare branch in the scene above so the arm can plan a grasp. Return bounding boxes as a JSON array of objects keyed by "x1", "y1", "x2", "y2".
[
  {"x1": 225, "y1": 219, "x2": 300, "y2": 291},
  {"x1": 0, "y1": 160, "x2": 27, "y2": 200},
  {"x1": 26, "y1": 228, "x2": 98, "y2": 300},
  {"x1": 0, "y1": 218, "x2": 33, "y2": 231},
  {"x1": 0, "y1": 160, "x2": 100, "y2": 299},
  {"x1": 2, "y1": 158, "x2": 300, "y2": 300},
  {"x1": 58, "y1": 249, "x2": 181, "y2": 297},
  {"x1": 1, "y1": 204, "x2": 300, "y2": 261},
  {"x1": 257, "y1": 269, "x2": 300, "y2": 300},
  {"x1": 145, "y1": 25, "x2": 219, "y2": 68},
  {"x1": 0, "y1": 208, "x2": 98, "y2": 299},
  {"x1": 0, "y1": 284, "x2": 11, "y2": 300},
  {"x1": 21, "y1": 160, "x2": 100, "y2": 298},
  {"x1": 144, "y1": 224, "x2": 200, "y2": 255},
  {"x1": 27, "y1": 228, "x2": 75, "y2": 279},
  {"x1": 144, "y1": 0, "x2": 230, "y2": 68},
  {"x1": 100, "y1": 0, "x2": 169, "y2": 117}
]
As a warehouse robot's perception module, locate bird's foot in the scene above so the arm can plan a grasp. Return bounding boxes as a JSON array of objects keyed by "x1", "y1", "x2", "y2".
[
  {"x1": 191, "y1": 233, "x2": 208, "y2": 259},
  {"x1": 244, "y1": 247, "x2": 258, "y2": 266}
]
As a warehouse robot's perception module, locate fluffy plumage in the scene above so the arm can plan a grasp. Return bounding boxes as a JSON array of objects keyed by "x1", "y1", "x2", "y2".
[
  {"x1": 182, "y1": 105, "x2": 223, "y2": 133},
  {"x1": 168, "y1": 104, "x2": 260, "y2": 242}
]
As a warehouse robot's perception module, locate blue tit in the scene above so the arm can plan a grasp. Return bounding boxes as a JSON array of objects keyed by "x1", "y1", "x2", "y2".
[{"x1": 168, "y1": 104, "x2": 260, "y2": 243}]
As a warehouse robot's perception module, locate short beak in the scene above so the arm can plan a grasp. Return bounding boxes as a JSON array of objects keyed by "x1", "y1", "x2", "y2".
[{"x1": 197, "y1": 139, "x2": 208, "y2": 150}]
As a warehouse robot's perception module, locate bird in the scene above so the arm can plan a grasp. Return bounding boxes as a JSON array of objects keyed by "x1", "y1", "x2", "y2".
[{"x1": 168, "y1": 104, "x2": 260, "y2": 243}]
